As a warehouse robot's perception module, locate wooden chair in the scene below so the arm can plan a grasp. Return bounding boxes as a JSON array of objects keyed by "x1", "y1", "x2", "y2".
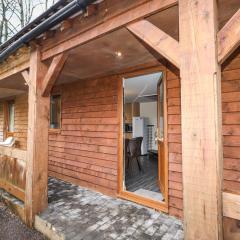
[{"x1": 127, "y1": 137, "x2": 143, "y2": 171}]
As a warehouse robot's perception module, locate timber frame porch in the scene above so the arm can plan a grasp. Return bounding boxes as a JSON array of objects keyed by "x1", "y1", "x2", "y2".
[{"x1": 0, "y1": 0, "x2": 240, "y2": 239}]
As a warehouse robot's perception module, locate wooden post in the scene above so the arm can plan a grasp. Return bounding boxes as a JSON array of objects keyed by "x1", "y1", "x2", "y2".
[
  {"x1": 25, "y1": 48, "x2": 49, "y2": 226},
  {"x1": 179, "y1": 0, "x2": 223, "y2": 239}
]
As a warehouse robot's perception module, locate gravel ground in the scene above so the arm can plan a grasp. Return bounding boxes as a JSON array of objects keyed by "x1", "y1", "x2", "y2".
[{"x1": 0, "y1": 201, "x2": 46, "y2": 240}]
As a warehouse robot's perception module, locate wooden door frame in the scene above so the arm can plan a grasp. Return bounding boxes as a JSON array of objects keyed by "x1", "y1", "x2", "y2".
[
  {"x1": 117, "y1": 65, "x2": 169, "y2": 213},
  {"x1": 157, "y1": 74, "x2": 168, "y2": 199}
]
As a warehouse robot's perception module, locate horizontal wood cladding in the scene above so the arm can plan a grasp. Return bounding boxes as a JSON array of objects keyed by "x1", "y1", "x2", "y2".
[
  {"x1": 14, "y1": 94, "x2": 28, "y2": 150},
  {"x1": 49, "y1": 76, "x2": 119, "y2": 195},
  {"x1": 0, "y1": 94, "x2": 28, "y2": 149},
  {"x1": 166, "y1": 65, "x2": 183, "y2": 219},
  {"x1": 222, "y1": 49, "x2": 240, "y2": 195}
]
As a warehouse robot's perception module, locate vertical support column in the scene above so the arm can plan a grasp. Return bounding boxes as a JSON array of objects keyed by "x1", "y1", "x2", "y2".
[
  {"x1": 179, "y1": 0, "x2": 223, "y2": 239},
  {"x1": 25, "y1": 48, "x2": 49, "y2": 226}
]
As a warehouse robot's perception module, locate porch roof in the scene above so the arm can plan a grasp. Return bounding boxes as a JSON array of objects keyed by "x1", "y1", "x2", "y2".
[
  {"x1": 0, "y1": 0, "x2": 71, "y2": 52},
  {"x1": 0, "y1": 0, "x2": 98, "y2": 63}
]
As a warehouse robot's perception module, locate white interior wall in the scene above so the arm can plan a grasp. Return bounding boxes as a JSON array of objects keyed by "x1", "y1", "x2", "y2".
[{"x1": 140, "y1": 102, "x2": 158, "y2": 150}]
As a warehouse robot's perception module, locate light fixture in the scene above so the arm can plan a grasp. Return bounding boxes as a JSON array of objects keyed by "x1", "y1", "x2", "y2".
[{"x1": 115, "y1": 51, "x2": 122, "y2": 57}]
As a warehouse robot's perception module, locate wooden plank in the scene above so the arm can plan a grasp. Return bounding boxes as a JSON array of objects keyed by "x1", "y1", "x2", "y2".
[
  {"x1": 49, "y1": 171, "x2": 116, "y2": 197},
  {"x1": 0, "y1": 146, "x2": 26, "y2": 160},
  {"x1": 0, "y1": 46, "x2": 30, "y2": 80},
  {"x1": 0, "y1": 61, "x2": 29, "y2": 81},
  {"x1": 25, "y1": 49, "x2": 49, "y2": 226},
  {"x1": 21, "y1": 71, "x2": 30, "y2": 85},
  {"x1": 41, "y1": 0, "x2": 178, "y2": 60},
  {"x1": 118, "y1": 190, "x2": 168, "y2": 213},
  {"x1": 127, "y1": 20, "x2": 180, "y2": 68},
  {"x1": 218, "y1": 9, "x2": 240, "y2": 64},
  {"x1": 117, "y1": 77, "x2": 123, "y2": 194},
  {"x1": 223, "y1": 192, "x2": 240, "y2": 220},
  {"x1": 223, "y1": 217, "x2": 240, "y2": 240},
  {"x1": 179, "y1": 0, "x2": 223, "y2": 239},
  {"x1": 0, "y1": 180, "x2": 25, "y2": 202},
  {"x1": 42, "y1": 53, "x2": 68, "y2": 97}
]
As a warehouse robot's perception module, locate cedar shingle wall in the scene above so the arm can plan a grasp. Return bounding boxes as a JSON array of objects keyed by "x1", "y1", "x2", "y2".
[
  {"x1": 14, "y1": 94, "x2": 28, "y2": 150},
  {"x1": 166, "y1": 65, "x2": 183, "y2": 219},
  {"x1": 222, "y1": 49, "x2": 240, "y2": 194},
  {"x1": 48, "y1": 76, "x2": 119, "y2": 196}
]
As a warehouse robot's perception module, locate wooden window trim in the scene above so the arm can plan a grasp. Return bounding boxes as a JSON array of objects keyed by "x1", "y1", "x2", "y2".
[
  {"x1": 3, "y1": 100, "x2": 15, "y2": 139},
  {"x1": 49, "y1": 94, "x2": 62, "y2": 130}
]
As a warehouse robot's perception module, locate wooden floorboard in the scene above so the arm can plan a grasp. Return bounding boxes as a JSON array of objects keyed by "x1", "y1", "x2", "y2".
[{"x1": 125, "y1": 155, "x2": 160, "y2": 193}]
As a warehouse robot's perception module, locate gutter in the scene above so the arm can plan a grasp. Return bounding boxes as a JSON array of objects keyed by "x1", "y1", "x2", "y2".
[{"x1": 0, "y1": 0, "x2": 96, "y2": 63}]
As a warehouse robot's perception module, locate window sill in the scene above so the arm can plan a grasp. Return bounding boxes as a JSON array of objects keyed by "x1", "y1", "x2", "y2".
[{"x1": 49, "y1": 128, "x2": 61, "y2": 134}]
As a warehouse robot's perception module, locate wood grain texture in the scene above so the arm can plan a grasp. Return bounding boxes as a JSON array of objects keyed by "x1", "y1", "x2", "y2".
[
  {"x1": 222, "y1": 49, "x2": 240, "y2": 196},
  {"x1": 223, "y1": 217, "x2": 240, "y2": 240},
  {"x1": 41, "y1": 0, "x2": 178, "y2": 60},
  {"x1": 218, "y1": 8, "x2": 240, "y2": 64},
  {"x1": 49, "y1": 76, "x2": 119, "y2": 196},
  {"x1": 14, "y1": 94, "x2": 28, "y2": 150},
  {"x1": 179, "y1": 0, "x2": 223, "y2": 239},
  {"x1": 223, "y1": 192, "x2": 240, "y2": 220},
  {"x1": 127, "y1": 20, "x2": 180, "y2": 68},
  {"x1": 25, "y1": 49, "x2": 49, "y2": 226},
  {"x1": 42, "y1": 53, "x2": 68, "y2": 97},
  {"x1": 166, "y1": 65, "x2": 183, "y2": 219}
]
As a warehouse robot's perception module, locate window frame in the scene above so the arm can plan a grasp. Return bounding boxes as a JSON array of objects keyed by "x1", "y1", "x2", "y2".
[
  {"x1": 49, "y1": 94, "x2": 62, "y2": 130},
  {"x1": 4, "y1": 100, "x2": 15, "y2": 138}
]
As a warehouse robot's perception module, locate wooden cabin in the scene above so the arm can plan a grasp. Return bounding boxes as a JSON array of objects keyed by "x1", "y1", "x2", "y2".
[{"x1": 0, "y1": 0, "x2": 239, "y2": 239}]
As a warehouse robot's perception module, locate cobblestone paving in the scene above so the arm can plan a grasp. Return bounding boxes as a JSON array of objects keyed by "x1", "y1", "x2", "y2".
[{"x1": 39, "y1": 178, "x2": 183, "y2": 240}]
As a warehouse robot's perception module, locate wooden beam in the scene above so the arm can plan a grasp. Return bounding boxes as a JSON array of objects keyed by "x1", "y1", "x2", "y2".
[
  {"x1": 21, "y1": 70, "x2": 30, "y2": 85},
  {"x1": 179, "y1": 0, "x2": 223, "y2": 239},
  {"x1": 0, "y1": 62, "x2": 29, "y2": 81},
  {"x1": 25, "y1": 48, "x2": 49, "y2": 226},
  {"x1": 0, "y1": 180, "x2": 25, "y2": 202},
  {"x1": 127, "y1": 20, "x2": 180, "y2": 68},
  {"x1": 223, "y1": 192, "x2": 240, "y2": 220},
  {"x1": 218, "y1": 8, "x2": 240, "y2": 64},
  {"x1": 60, "y1": 20, "x2": 72, "y2": 32},
  {"x1": 41, "y1": 0, "x2": 178, "y2": 60},
  {"x1": 0, "y1": 46, "x2": 30, "y2": 80},
  {"x1": 223, "y1": 217, "x2": 240, "y2": 240},
  {"x1": 41, "y1": 53, "x2": 68, "y2": 97}
]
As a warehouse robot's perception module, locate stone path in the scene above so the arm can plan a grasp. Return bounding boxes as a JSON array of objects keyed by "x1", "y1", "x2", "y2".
[{"x1": 37, "y1": 178, "x2": 183, "y2": 240}]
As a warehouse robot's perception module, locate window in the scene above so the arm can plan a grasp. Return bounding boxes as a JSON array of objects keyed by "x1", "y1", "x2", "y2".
[
  {"x1": 50, "y1": 95, "x2": 61, "y2": 129},
  {"x1": 7, "y1": 101, "x2": 15, "y2": 133}
]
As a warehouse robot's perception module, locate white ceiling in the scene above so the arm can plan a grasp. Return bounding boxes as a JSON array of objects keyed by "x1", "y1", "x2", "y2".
[{"x1": 124, "y1": 72, "x2": 162, "y2": 103}]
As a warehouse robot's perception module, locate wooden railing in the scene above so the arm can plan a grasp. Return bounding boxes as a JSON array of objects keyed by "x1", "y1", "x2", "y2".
[{"x1": 0, "y1": 146, "x2": 26, "y2": 202}]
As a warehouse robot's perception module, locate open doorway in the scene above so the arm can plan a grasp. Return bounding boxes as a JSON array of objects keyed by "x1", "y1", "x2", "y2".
[{"x1": 122, "y1": 71, "x2": 167, "y2": 204}]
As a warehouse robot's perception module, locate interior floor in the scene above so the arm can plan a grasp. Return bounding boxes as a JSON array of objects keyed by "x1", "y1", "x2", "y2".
[{"x1": 125, "y1": 154, "x2": 163, "y2": 201}]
